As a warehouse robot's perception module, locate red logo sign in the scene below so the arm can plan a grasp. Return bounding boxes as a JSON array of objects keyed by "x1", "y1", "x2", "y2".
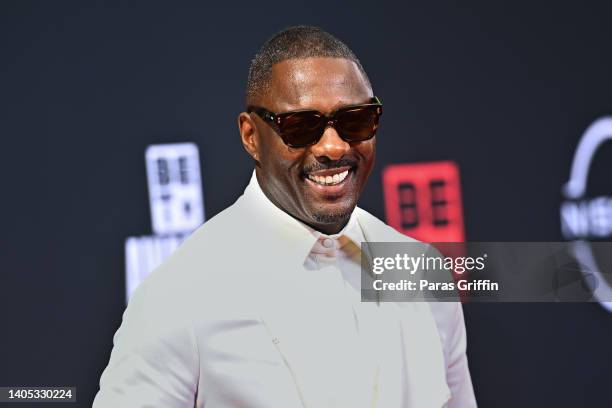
[{"x1": 383, "y1": 161, "x2": 465, "y2": 242}]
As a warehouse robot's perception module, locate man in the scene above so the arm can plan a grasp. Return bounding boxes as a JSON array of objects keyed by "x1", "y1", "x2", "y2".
[{"x1": 94, "y1": 26, "x2": 476, "y2": 407}]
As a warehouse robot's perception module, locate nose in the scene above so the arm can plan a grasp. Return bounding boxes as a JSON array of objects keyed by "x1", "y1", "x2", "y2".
[{"x1": 309, "y1": 124, "x2": 350, "y2": 160}]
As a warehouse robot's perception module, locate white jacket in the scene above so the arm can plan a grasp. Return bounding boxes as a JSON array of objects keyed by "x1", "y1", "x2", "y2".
[{"x1": 93, "y1": 174, "x2": 476, "y2": 408}]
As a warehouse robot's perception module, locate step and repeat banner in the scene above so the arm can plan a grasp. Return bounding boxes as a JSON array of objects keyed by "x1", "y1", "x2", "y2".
[{"x1": 3, "y1": 2, "x2": 612, "y2": 407}]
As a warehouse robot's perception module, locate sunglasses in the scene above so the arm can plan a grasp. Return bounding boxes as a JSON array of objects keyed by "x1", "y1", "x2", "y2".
[{"x1": 247, "y1": 96, "x2": 383, "y2": 148}]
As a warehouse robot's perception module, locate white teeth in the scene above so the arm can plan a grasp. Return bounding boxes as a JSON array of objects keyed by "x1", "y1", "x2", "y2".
[{"x1": 307, "y1": 170, "x2": 350, "y2": 186}]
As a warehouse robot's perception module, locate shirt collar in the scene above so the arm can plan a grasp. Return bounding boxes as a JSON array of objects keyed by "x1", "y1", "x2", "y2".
[{"x1": 243, "y1": 170, "x2": 364, "y2": 261}]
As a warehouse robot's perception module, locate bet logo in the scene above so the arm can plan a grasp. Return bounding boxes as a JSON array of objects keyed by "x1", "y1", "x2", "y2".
[{"x1": 383, "y1": 161, "x2": 465, "y2": 242}]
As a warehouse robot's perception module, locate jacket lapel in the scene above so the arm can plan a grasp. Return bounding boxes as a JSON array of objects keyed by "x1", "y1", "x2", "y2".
[
  {"x1": 258, "y1": 256, "x2": 378, "y2": 408},
  {"x1": 356, "y1": 209, "x2": 451, "y2": 407}
]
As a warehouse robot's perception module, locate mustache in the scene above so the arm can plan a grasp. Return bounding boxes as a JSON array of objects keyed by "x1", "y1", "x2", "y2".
[{"x1": 302, "y1": 158, "x2": 358, "y2": 174}]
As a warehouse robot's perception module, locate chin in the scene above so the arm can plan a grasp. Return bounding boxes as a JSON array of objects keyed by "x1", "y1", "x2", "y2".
[
  {"x1": 310, "y1": 200, "x2": 355, "y2": 225},
  {"x1": 312, "y1": 211, "x2": 352, "y2": 225}
]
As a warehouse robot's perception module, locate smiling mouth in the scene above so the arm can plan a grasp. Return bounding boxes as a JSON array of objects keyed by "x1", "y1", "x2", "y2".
[
  {"x1": 303, "y1": 164, "x2": 355, "y2": 191},
  {"x1": 307, "y1": 169, "x2": 350, "y2": 186}
]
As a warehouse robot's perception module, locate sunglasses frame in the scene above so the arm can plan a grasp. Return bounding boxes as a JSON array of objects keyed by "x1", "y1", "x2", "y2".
[{"x1": 247, "y1": 96, "x2": 383, "y2": 148}]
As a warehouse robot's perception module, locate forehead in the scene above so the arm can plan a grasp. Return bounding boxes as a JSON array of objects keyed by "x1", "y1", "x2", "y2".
[{"x1": 266, "y1": 57, "x2": 372, "y2": 113}]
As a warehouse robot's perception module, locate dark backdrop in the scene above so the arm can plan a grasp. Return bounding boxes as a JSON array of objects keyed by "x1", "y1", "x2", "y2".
[{"x1": 2, "y1": 1, "x2": 612, "y2": 407}]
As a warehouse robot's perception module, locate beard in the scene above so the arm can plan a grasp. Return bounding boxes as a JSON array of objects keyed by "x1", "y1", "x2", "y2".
[{"x1": 312, "y1": 210, "x2": 352, "y2": 226}]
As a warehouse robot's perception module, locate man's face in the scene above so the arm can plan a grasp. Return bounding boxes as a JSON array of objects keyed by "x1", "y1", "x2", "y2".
[{"x1": 242, "y1": 57, "x2": 376, "y2": 234}]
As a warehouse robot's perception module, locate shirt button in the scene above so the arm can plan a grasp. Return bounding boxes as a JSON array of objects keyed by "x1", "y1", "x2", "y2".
[{"x1": 322, "y1": 238, "x2": 334, "y2": 248}]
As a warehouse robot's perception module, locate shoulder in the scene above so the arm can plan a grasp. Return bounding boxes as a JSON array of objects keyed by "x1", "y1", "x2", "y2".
[
  {"x1": 131, "y1": 197, "x2": 258, "y2": 317},
  {"x1": 354, "y1": 206, "x2": 420, "y2": 243}
]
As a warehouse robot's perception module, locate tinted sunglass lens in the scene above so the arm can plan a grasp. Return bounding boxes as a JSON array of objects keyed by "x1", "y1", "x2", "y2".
[
  {"x1": 335, "y1": 106, "x2": 381, "y2": 141},
  {"x1": 279, "y1": 111, "x2": 326, "y2": 147}
]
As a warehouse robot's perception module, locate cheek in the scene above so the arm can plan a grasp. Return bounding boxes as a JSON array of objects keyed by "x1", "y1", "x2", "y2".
[
  {"x1": 356, "y1": 139, "x2": 376, "y2": 169},
  {"x1": 260, "y1": 147, "x2": 308, "y2": 191},
  {"x1": 258, "y1": 131, "x2": 301, "y2": 171}
]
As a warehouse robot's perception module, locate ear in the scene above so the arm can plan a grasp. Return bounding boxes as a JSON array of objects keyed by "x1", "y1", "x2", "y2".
[{"x1": 238, "y1": 112, "x2": 260, "y2": 163}]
